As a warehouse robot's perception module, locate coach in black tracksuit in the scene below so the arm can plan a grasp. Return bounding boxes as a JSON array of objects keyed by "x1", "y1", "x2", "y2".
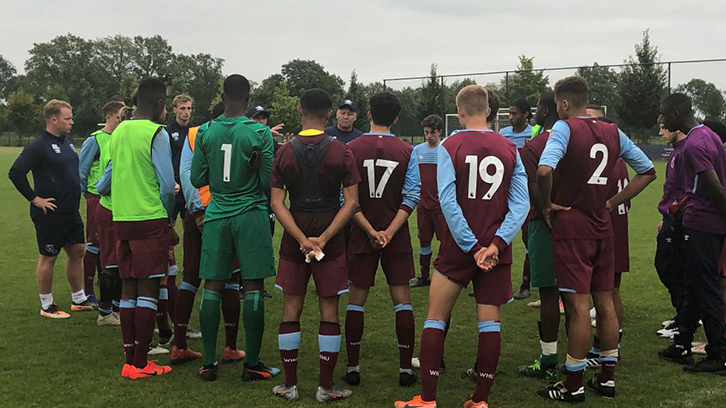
[{"x1": 8, "y1": 100, "x2": 90, "y2": 317}]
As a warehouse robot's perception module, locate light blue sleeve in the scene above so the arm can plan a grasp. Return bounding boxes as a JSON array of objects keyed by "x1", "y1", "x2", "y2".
[
  {"x1": 401, "y1": 151, "x2": 421, "y2": 210},
  {"x1": 538, "y1": 120, "x2": 571, "y2": 169},
  {"x1": 151, "y1": 129, "x2": 176, "y2": 218},
  {"x1": 180, "y1": 140, "x2": 204, "y2": 214},
  {"x1": 437, "y1": 145, "x2": 479, "y2": 253},
  {"x1": 494, "y1": 152, "x2": 530, "y2": 244},
  {"x1": 618, "y1": 129, "x2": 655, "y2": 174},
  {"x1": 96, "y1": 161, "x2": 112, "y2": 196},
  {"x1": 78, "y1": 136, "x2": 99, "y2": 194}
]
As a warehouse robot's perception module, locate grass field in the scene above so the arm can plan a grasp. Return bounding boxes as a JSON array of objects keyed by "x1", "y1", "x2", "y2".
[{"x1": 1, "y1": 146, "x2": 725, "y2": 408}]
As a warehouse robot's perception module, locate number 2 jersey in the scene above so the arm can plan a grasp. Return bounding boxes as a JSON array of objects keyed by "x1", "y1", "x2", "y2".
[
  {"x1": 435, "y1": 129, "x2": 529, "y2": 271},
  {"x1": 539, "y1": 117, "x2": 654, "y2": 241},
  {"x1": 347, "y1": 133, "x2": 421, "y2": 254},
  {"x1": 190, "y1": 115, "x2": 274, "y2": 222}
]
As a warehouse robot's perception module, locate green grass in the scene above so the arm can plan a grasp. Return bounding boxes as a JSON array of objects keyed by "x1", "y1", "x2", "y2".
[{"x1": 1, "y1": 146, "x2": 725, "y2": 407}]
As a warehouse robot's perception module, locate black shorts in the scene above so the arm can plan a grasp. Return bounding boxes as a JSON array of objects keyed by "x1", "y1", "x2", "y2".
[
  {"x1": 32, "y1": 211, "x2": 84, "y2": 256},
  {"x1": 171, "y1": 201, "x2": 186, "y2": 222}
]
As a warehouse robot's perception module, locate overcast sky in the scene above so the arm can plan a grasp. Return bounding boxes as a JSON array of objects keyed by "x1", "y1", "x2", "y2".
[{"x1": 3, "y1": 0, "x2": 725, "y2": 89}]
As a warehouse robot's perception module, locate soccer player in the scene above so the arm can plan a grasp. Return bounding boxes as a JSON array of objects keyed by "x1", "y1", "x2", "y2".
[
  {"x1": 658, "y1": 93, "x2": 726, "y2": 373},
  {"x1": 9, "y1": 99, "x2": 94, "y2": 318},
  {"x1": 499, "y1": 98, "x2": 533, "y2": 149},
  {"x1": 271, "y1": 88, "x2": 360, "y2": 403},
  {"x1": 343, "y1": 92, "x2": 421, "y2": 388},
  {"x1": 396, "y1": 85, "x2": 529, "y2": 408},
  {"x1": 97, "y1": 78, "x2": 175, "y2": 379},
  {"x1": 410, "y1": 114, "x2": 445, "y2": 288},
  {"x1": 190, "y1": 75, "x2": 278, "y2": 382},
  {"x1": 518, "y1": 91, "x2": 562, "y2": 380},
  {"x1": 324, "y1": 99, "x2": 364, "y2": 144},
  {"x1": 653, "y1": 119, "x2": 687, "y2": 336},
  {"x1": 171, "y1": 101, "x2": 245, "y2": 365},
  {"x1": 586, "y1": 105, "x2": 607, "y2": 118},
  {"x1": 79, "y1": 100, "x2": 126, "y2": 324},
  {"x1": 167, "y1": 93, "x2": 193, "y2": 221},
  {"x1": 536, "y1": 76, "x2": 655, "y2": 402}
]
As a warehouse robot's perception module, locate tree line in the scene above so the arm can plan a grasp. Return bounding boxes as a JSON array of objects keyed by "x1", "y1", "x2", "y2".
[{"x1": 0, "y1": 31, "x2": 724, "y2": 143}]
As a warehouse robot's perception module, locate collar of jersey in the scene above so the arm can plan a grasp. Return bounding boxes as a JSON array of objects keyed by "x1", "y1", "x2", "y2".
[
  {"x1": 450, "y1": 129, "x2": 494, "y2": 136},
  {"x1": 299, "y1": 129, "x2": 324, "y2": 136},
  {"x1": 687, "y1": 124, "x2": 704, "y2": 136},
  {"x1": 363, "y1": 132, "x2": 395, "y2": 137}
]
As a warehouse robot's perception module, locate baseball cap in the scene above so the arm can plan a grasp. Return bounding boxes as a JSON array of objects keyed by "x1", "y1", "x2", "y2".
[
  {"x1": 338, "y1": 99, "x2": 357, "y2": 112},
  {"x1": 247, "y1": 105, "x2": 269, "y2": 119}
]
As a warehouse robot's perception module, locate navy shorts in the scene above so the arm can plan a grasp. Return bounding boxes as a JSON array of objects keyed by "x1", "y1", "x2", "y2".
[{"x1": 32, "y1": 211, "x2": 84, "y2": 256}]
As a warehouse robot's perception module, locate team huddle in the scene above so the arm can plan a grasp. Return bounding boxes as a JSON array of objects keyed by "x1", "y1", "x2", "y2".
[{"x1": 9, "y1": 71, "x2": 726, "y2": 407}]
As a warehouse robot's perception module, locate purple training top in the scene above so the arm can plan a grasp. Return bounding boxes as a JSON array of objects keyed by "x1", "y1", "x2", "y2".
[
  {"x1": 683, "y1": 125, "x2": 726, "y2": 234},
  {"x1": 658, "y1": 138, "x2": 687, "y2": 217}
]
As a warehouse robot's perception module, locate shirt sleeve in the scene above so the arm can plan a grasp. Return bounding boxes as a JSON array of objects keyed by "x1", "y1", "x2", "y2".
[
  {"x1": 259, "y1": 127, "x2": 274, "y2": 194},
  {"x1": 437, "y1": 144, "x2": 481, "y2": 254},
  {"x1": 343, "y1": 146, "x2": 361, "y2": 187},
  {"x1": 180, "y1": 139, "x2": 204, "y2": 214},
  {"x1": 78, "y1": 136, "x2": 99, "y2": 195},
  {"x1": 96, "y1": 161, "x2": 112, "y2": 196},
  {"x1": 190, "y1": 130, "x2": 209, "y2": 189},
  {"x1": 538, "y1": 120, "x2": 571, "y2": 169},
  {"x1": 493, "y1": 152, "x2": 530, "y2": 249},
  {"x1": 151, "y1": 129, "x2": 176, "y2": 218},
  {"x1": 400, "y1": 151, "x2": 421, "y2": 212},
  {"x1": 8, "y1": 141, "x2": 40, "y2": 202},
  {"x1": 618, "y1": 129, "x2": 655, "y2": 174}
]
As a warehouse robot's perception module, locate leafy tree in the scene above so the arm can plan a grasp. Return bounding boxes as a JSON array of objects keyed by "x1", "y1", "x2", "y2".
[
  {"x1": 417, "y1": 64, "x2": 445, "y2": 121},
  {"x1": 617, "y1": 30, "x2": 667, "y2": 142},
  {"x1": 6, "y1": 89, "x2": 43, "y2": 141},
  {"x1": 345, "y1": 70, "x2": 369, "y2": 131},
  {"x1": 167, "y1": 53, "x2": 224, "y2": 124},
  {"x1": 0, "y1": 55, "x2": 17, "y2": 100},
  {"x1": 577, "y1": 63, "x2": 620, "y2": 121},
  {"x1": 250, "y1": 74, "x2": 285, "y2": 110},
  {"x1": 675, "y1": 79, "x2": 726, "y2": 121},
  {"x1": 129, "y1": 35, "x2": 175, "y2": 81},
  {"x1": 501, "y1": 55, "x2": 549, "y2": 106},
  {"x1": 281, "y1": 59, "x2": 344, "y2": 102},
  {"x1": 269, "y1": 80, "x2": 301, "y2": 134},
  {"x1": 94, "y1": 35, "x2": 137, "y2": 102},
  {"x1": 395, "y1": 86, "x2": 423, "y2": 137}
]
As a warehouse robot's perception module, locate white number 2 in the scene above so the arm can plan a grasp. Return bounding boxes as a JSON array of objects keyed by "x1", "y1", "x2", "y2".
[
  {"x1": 464, "y1": 155, "x2": 504, "y2": 200},
  {"x1": 221, "y1": 143, "x2": 232, "y2": 182},
  {"x1": 587, "y1": 143, "x2": 608, "y2": 185},
  {"x1": 363, "y1": 159, "x2": 399, "y2": 198}
]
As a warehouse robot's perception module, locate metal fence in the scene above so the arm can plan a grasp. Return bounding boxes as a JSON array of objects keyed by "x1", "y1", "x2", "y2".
[{"x1": 382, "y1": 58, "x2": 726, "y2": 141}]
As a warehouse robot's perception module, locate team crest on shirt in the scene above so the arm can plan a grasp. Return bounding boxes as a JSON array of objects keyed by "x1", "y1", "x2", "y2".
[
  {"x1": 51, "y1": 144, "x2": 61, "y2": 154},
  {"x1": 69, "y1": 143, "x2": 75, "y2": 151},
  {"x1": 171, "y1": 132, "x2": 180, "y2": 141},
  {"x1": 45, "y1": 244, "x2": 58, "y2": 255}
]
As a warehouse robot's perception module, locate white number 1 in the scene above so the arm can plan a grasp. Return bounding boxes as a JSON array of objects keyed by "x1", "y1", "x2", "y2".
[
  {"x1": 221, "y1": 143, "x2": 232, "y2": 182},
  {"x1": 363, "y1": 159, "x2": 399, "y2": 198}
]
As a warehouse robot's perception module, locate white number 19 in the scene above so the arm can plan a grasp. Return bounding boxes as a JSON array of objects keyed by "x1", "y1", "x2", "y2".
[{"x1": 464, "y1": 155, "x2": 504, "y2": 200}]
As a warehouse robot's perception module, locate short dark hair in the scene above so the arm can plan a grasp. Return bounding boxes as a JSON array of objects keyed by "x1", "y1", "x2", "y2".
[
  {"x1": 103, "y1": 100, "x2": 125, "y2": 117},
  {"x1": 421, "y1": 114, "x2": 444, "y2": 131},
  {"x1": 369, "y1": 92, "x2": 401, "y2": 127},
  {"x1": 511, "y1": 98, "x2": 532, "y2": 119},
  {"x1": 136, "y1": 78, "x2": 167, "y2": 108},
  {"x1": 704, "y1": 120, "x2": 726, "y2": 144},
  {"x1": 486, "y1": 89, "x2": 500, "y2": 124},
  {"x1": 554, "y1": 76, "x2": 588, "y2": 108},
  {"x1": 223, "y1": 74, "x2": 251, "y2": 101},
  {"x1": 300, "y1": 88, "x2": 332, "y2": 120},
  {"x1": 662, "y1": 93, "x2": 693, "y2": 116},
  {"x1": 211, "y1": 101, "x2": 225, "y2": 119},
  {"x1": 538, "y1": 90, "x2": 556, "y2": 113}
]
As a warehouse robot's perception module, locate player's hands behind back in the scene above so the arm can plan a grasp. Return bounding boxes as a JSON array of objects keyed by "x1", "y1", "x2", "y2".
[
  {"x1": 542, "y1": 203, "x2": 571, "y2": 229},
  {"x1": 474, "y1": 244, "x2": 500, "y2": 272}
]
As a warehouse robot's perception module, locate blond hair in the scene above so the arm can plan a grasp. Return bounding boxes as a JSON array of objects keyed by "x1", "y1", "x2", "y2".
[
  {"x1": 173, "y1": 94, "x2": 193, "y2": 107},
  {"x1": 456, "y1": 85, "x2": 489, "y2": 116},
  {"x1": 44, "y1": 99, "x2": 72, "y2": 119}
]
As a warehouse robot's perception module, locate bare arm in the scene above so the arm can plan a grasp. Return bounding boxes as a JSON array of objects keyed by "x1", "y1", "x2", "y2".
[
  {"x1": 606, "y1": 171, "x2": 657, "y2": 212},
  {"x1": 537, "y1": 165, "x2": 554, "y2": 226}
]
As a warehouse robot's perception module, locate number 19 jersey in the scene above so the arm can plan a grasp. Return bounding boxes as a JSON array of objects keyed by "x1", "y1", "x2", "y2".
[{"x1": 190, "y1": 115, "x2": 274, "y2": 222}]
